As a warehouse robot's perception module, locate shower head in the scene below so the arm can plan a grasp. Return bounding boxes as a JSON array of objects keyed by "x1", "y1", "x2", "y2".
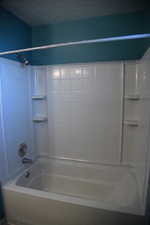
[
  {"x1": 16, "y1": 54, "x2": 30, "y2": 65},
  {"x1": 23, "y1": 58, "x2": 29, "y2": 65}
]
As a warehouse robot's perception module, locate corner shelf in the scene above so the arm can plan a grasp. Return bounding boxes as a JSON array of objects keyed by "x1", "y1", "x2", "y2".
[
  {"x1": 125, "y1": 94, "x2": 140, "y2": 101},
  {"x1": 32, "y1": 116, "x2": 47, "y2": 123},
  {"x1": 124, "y1": 120, "x2": 140, "y2": 127},
  {"x1": 32, "y1": 95, "x2": 46, "y2": 100}
]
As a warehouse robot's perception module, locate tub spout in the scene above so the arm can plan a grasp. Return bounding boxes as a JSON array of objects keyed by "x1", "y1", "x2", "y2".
[{"x1": 22, "y1": 157, "x2": 33, "y2": 164}]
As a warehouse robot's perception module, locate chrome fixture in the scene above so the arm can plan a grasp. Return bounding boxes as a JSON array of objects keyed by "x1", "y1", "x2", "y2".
[
  {"x1": 18, "y1": 143, "x2": 27, "y2": 158},
  {"x1": 16, "y1": 53, "x2": 30, "y2": 65},
  {"x1": 25, "y1": 171, "x2": 30, "y2": 178},
  {"x1": 22, "y1": 157, "x2": 33, "y2": 164}
]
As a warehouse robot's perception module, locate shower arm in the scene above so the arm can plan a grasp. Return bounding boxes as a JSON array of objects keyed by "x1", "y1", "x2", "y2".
[{"x1": 0, "y1": 33, "x2": 150, "y2": 56}]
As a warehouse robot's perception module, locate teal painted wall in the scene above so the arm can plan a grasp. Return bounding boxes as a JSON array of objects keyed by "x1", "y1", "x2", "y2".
[
  {"x1": 0, "y1": 9, "x2": 149, "y2": 65},
  {"x1": 0, "y1": 7, "x2": 31, "y2": 61},
  {"x1": 144, "y1": 10, "x2": 150, "y2": 50},
  {"x1": 31, "y1": 11, "x2": 150, "y2": 65}
]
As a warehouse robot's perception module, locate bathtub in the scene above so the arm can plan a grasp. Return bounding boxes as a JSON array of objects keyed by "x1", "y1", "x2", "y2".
[{"x1": 3, "y1": 158, "x2": 145, "y2": 225}]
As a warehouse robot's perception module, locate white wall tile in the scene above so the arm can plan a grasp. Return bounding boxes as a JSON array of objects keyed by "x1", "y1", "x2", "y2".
[{"x1": 47, "y1": 62, "x2": 123, "y2": 164}]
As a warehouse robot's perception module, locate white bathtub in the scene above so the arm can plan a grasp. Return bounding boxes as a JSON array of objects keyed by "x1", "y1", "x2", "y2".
[{"x1": 3, "y1": 158, "x2": 145, "y2": 225}]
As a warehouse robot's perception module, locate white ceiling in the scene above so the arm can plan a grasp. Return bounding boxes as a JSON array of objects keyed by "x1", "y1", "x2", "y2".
[{"x1": 1, "y1": 0, "x2": 148, "y2": 26}]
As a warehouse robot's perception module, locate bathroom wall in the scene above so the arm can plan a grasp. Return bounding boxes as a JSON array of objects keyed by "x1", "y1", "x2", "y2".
[
  {"x1": 0, "y1": 8, "x2": 32, "y2": 220},
  {"x1": 0, "y1": 8, "x2": 149, "y2": 65},
  {"x1": 123, "y1": 60, "x2": 150, "y2": 167},
  {"x1": 141, "y1": 48, "x2": 150, "y2": 222},
  {"x1": 144, "y1": 9, "x2": 150, "y2": 51},
  {"x1": 0, "y1": 58, "x2": 34, "y2": 182},
  {"x1": 31, "y1": 66, "x2": 48, "y2": 156},
  {"x1": 0, "y1": 7, "x2": 31, "y2": 61},
  {"x1": 47, "y1": 62, "x2": 123, "y2": 163},
  {"x1": 31, "y1": 59, "x2": 150, "y2": 165},
  {"x1": 31, "y1": 11, "x2": 149, "y2": 65},
  {"x1": 0, "y1": 98, "x2": 7, "y2": 183},
  {"x1": 31, "y1": 62, "x2": 123, "y2": 163}
]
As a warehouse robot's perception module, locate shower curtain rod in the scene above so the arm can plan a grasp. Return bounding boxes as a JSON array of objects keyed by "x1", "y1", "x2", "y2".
[{"x1": 0, "y1": 33, "x2": 150, "y2": 56}]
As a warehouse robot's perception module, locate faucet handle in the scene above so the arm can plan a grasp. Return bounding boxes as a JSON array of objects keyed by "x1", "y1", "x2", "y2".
[
  {"x1": 22, "y1": 157, "x2": 33, "y2": 164},
  {"x1": 18, "y1": 143, "x2": 27, "y2": 158}
]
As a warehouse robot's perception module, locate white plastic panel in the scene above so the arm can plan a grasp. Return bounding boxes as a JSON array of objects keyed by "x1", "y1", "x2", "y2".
[
  {"x1": 32, "y1": 66, "x2": 48, "y2": 156},
  {"x1": 125, "y1": 60, "x2": 150, "y2": 98},
  {"x1": 140, "y1": 49, "x2": 150, "y2": 206},
  {"x1": 0, "y1": 58, "x2": 33, "y2": 179},
  {"x1": 125, "y1": 62, "x2": 139, "y2": 96},
  {"x1": 0, "y1": 81, "x2": 7, "y2": 183},
  {"x1": 137, "y1": 60, "x2": 150, "y2": 99},
  {"x1": 47, "y1": 62, "x2": 123, "y2": 163},
  {"x1": 123, "y1": 58, "x2": 150, "y2": 206},
  {"x1": 123, "y1": 61, "x2": 150, "y2": 166},
  {"x1": 33, "y1": 67, "x2": 47, "y2": 96}
]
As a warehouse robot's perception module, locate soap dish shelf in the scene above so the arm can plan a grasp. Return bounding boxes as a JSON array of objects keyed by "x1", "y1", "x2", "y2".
[
  {"x1": 124, "y1": 120, "x2": 140, "y2": 127},
  {"x1": 32, "y1": 95, "x2": 46, "y2": 100},
  {"x1": 33, "y1": 116, "x2": 47, "y2": 123},
  {"x1": 125, "y1": 95, "x2": 140, "y2": 101}
]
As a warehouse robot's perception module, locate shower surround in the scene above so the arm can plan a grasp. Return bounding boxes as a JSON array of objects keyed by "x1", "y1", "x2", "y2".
[{"x1": 1, "y1": 50, "x2": 150, "y2": 225}]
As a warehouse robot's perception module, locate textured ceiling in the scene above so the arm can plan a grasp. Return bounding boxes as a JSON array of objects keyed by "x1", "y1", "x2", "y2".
[{"x1": 1, "y1": 0, "x2": 148, "y2": 26}]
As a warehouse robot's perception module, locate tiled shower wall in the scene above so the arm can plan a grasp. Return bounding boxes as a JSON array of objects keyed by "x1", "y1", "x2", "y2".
[
  {"x1": 31, "y1": 58, "x2": 150, "y2": 171},
  {"x1": 32, "y1": 62, "x2": 123, "y2": 164},
  {"x1": 47, "y1": 62, "x2": 123, "y2": 163}
]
